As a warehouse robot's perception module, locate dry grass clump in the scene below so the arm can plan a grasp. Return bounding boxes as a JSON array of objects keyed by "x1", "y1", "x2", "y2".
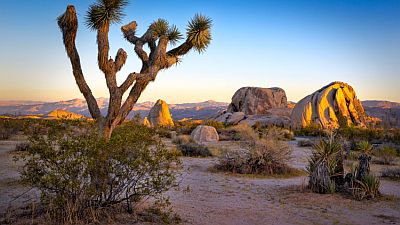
[
  {"x1": 298, "y1": 139, "x2": 314, "y2": 147},
  {"x1": 172, "y1": 135, "x2": 193, "y2": 145},
  {"x1": 216, "y1": 124, "x2": 294, "y2": 175}
]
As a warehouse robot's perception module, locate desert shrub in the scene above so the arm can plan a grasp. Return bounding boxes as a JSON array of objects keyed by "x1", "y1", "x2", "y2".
[
  {"x1": 172, "y1": 135, "x2": 193, "y2": 145},
  {"x1": 338, "y1": 126, "x2": 385, "y2": 142},
  {"x1": 216, "y1": 128, "x2": 293, "y2": 175},
  {"x1": 175, "y1": 120, "x2": 202, "y2": 135},
  {"x1": 17, "y1": 122, "x2": 179, "y2": 224},
  {"x1": 203, "y1": 120, "x2": 225, "y2": 130},
  {"x1": 307, "y1": 136, "x2": 343, "y2": 194},
  {"x1": 374, "y1": 146, "x2": 398, "y2": 165},
  {"x1": 155, "y1": 127, "x2": 173, "y2": 138},
  {"x1": 177, "y1": 143, "x2": 212, "y2": 157},
  {"x1": 260, "y1": 126, "x2": 294, "y2": 141},
  {"x1": 229, "y1": 123, "x2": 259, "y2": 142},
  {"x1": 294, "y1": 122, "x2": 325, "y2": 137},
  {"x1": 381, "y1": 168, "x2": 400, "y2": 179},
  {"x1": 0, "y1": 119, "x2": 26, "y2": 139},
  {"x1": 216, "y1": 140, "x2": 292, "y2": 175},
  {"x1": 297, "y1": 139, "x2": 313, "y2": 147},
  {"x1": 14, "y1": 142, "x2": 30, "y2": 151},
  {"x1": 347, "y1": 151, "x2": 361, "y2": 160}
]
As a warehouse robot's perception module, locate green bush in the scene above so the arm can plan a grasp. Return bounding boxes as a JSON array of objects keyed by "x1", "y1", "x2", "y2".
[
  {"x1": 177, "y1": 143, "x2": 212, "y2": 157},
  {"x1": 18, "y1": 122, "x2": 179, "y2": 223},
  {"x1": 374, "y1": 146, "x2": 398, "y2": 165}
]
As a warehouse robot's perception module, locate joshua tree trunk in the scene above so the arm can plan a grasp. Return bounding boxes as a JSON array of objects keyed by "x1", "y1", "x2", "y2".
[
  {"x1": 357, "y1": 154, "x2": 371, "y2": 181},
  {"x1": 57, "y1": 2, "x2": 211, "y2": 140}
]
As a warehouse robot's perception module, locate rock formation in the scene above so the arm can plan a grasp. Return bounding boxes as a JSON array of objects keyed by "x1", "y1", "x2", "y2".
[
  {"x1": 216, "y1": 86, "x2": 291, "y2": 127},
  {"x1": 46, "y1": 109, "x2": 86, "y2": 120},
  {"x1": 227, "y1": 87, "x2": 287, "y2": 115},
  {"x1": 191, "y1": 125, "x2": 219, "y2": 143},
  {"x1": 142, "y1": 117, "x2": 151, "y2": 127},
  {"x1": 291, "y1": 81, "x2": 366, "y2": 129},
  {"x1": 147, "y1": 99, "x2": 174, "y2": 127}
]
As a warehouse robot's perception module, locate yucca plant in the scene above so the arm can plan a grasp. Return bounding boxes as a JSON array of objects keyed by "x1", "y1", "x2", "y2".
[
  {"x1": 58, "y1": 0, "x2": 212, "y2": 140},
  {"x1": 356, "y1": 140, "x2": 373, "y2": 155},
  {"x1": 307, "y1": 135, "x2": 343, "y2": 193},
  {"x1": 352, "y1": 174, "x2": 380, "y2": 200}
]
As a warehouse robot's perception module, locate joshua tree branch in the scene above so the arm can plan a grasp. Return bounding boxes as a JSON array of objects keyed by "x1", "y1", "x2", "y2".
[
  {"x1": 166, "y1": 41, "x2": 193, "y2": 67},
  {"x1": 97, "y1": 25, "x2": 111, "y2": 73},
  {"x1": 119, "y1": 72, "x2": 146, "y2": 93},
  {"x1": 114, "y1": 48, "x2": 127, "y2": 72},
  {"x1": 57, "y1": 5, "x2": 102, "y2": 121}
]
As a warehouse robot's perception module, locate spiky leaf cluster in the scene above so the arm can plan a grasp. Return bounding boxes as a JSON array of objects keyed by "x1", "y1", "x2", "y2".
[
  {"x1": 187, "y1": 14, "x2": 212, "y2": 53},
  {"x1": 150, "y1": 19, "x2": 169, "y2": 37},
  {"x1": 86, "y1": 0, "x2": 128, "y2": 30},
  {"x1": 167, "y1": 25, "x2": 183, "y2": 45},
  {"x1": 150, "y1": 19, "x2": 183, "y2": 45}
]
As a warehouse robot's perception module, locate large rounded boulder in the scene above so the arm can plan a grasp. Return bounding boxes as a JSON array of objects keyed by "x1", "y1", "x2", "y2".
[
  {"x1": 191, "y1": 125, "x2": 219, "y2": 143},
  {"x1": 227, "y1": 87, "x2": 287, "y2": 115},
  {"x1": 147, "y1": 99, "x2": 174, "y2": 127},
  {"x1": 291, "y1": 81, "x2": 366, "y2": 129}
]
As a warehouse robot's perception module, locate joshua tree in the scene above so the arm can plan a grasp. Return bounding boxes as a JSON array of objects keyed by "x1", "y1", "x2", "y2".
[{"x1": 57, "y1": 0, "x2": 212, "y2": 139}]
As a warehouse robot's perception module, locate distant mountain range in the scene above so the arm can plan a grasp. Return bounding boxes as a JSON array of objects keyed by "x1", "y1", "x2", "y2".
[
  {"x1": 0, "y1": 98, "x2": 228, "y2": 120},
  {"x1": 0, "y1": 98, "x2": 399, "y2": 126}
]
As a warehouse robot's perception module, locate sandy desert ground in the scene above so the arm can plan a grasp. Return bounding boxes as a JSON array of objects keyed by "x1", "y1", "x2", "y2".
[{"x1": 1, "y1": 136, "x2": 399, "y2": 225}]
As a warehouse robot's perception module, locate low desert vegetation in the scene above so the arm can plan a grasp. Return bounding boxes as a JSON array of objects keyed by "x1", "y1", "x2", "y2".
[
  {"x1": 0, "y1": 119, "x2": 25, "y2": 140},
  {"x1": 373, "y1": 145, "x2": 398, "y2": 165},
  {"x1": 174, "y1": 120, "x2": 202, "y2": 135},
  {"x1": 16, "y1": 122, "x2": 180, "y2": 224},
  {"x1": 172, "y1": 135, "x2": 193, "y2": 145},
  {"x1": 381, "y1": 168, "x2": 400, "y2": 180},
  {"x1": 177, "y1": 143, "x2": 212, "y2": 157},
  {"x1": 297, "y1": 139, "x2": 314, "y2": 147},
  {"x1": 215, "y1": 124, "x2": 295, "y2": 176},
  {"x1": 203, "y1": 120, "x2": 225, "y2": 130},
  {"x1": 307, "y1": 136, "x2": 343, "y2": 194},
  {"x1": 307, "y1": 137, "x2": 382, "y2": 200},
  {"x1": 295, "y1": 123, "x2": 400, "y2": 144}
]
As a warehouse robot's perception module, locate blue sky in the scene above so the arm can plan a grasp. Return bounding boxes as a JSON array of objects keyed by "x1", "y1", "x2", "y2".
[{"x1": 0, "y1": 0, "x2": 399, "y2": 103}]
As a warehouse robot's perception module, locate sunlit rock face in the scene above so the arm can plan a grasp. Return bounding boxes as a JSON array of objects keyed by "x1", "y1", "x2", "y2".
[
  {"x1": 227, "y1": 87, "x2": 287, "y2": 115},
  {"x1": 291, "y1": 81, "x2": 366, "y2": 129},
  {"x1": 46, "y1": 109, "x2": 86, "y2": 120},
  {"x1": 147, "y1": 99, "x2": 174, "y2": 127},
  {"x1": 191, "y1": 125, "x2": 219, "y2": 143}
]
